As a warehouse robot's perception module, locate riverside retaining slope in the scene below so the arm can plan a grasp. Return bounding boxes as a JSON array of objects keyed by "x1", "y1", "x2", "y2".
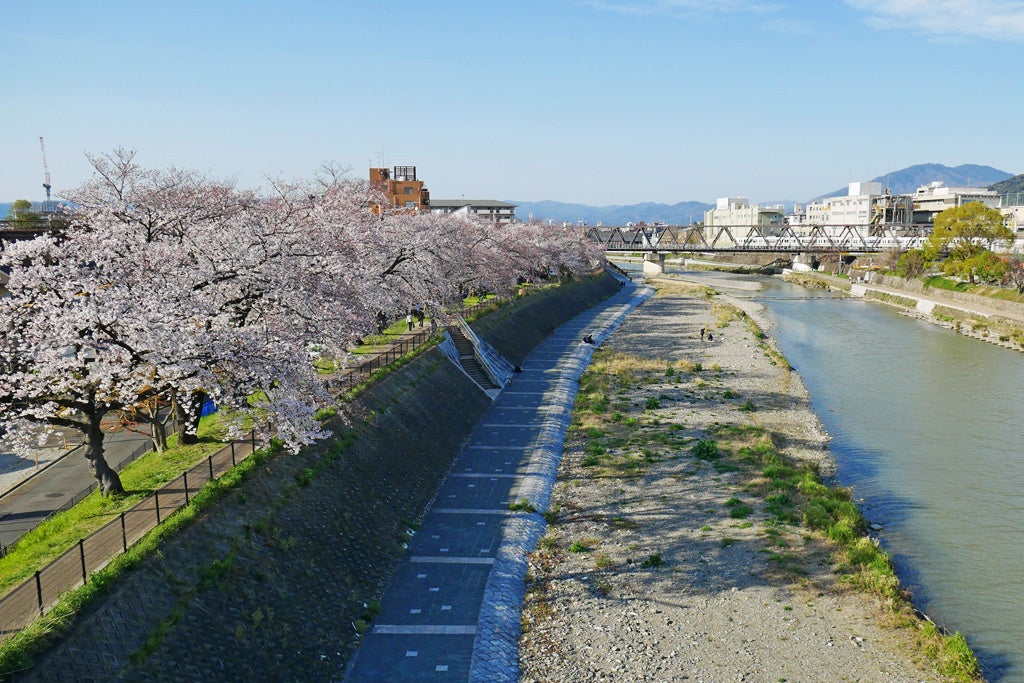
[{"x1": 12, "y1": 273, "x2": 624, "y2": 682}]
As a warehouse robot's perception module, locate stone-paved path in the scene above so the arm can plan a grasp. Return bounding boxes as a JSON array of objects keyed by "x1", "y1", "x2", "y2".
[{"x1": 343, "y1": 278, "x2": 651, "y2": 683}]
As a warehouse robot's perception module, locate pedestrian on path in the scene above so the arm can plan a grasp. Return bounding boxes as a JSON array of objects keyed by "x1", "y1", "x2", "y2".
[
  {"x1": 700, "y1": 327, "x2": 706, "y2": 341},
  {"x1": 406, "y1": 313, "x2": 414, "y2": 331}
]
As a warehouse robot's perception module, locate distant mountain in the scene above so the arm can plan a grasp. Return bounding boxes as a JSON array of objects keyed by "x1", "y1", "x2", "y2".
[
  {"x1": 816, "y1": 163, "x2": 1014, "y2": 200},
  {"x1": 510, "y1": 200, "x2": 714, "y2": 226},
  {"x1": 990, "y1": 173, "x2": 1024, "y2": 201}
]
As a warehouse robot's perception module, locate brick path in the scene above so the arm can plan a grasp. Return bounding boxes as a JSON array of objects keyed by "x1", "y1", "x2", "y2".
[{"x1": 343, "y1": 279, "x2": 650, "y2": 682}]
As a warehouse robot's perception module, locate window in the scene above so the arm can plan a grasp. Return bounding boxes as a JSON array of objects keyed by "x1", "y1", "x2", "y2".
[{"x1": 404, "y1": 187, "x2": 414, "y2": 195}]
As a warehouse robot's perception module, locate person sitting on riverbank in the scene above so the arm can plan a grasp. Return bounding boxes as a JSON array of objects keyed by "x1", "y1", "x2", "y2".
[{"x1": 582, "y1": 334, "x2": 596, "y2": 344}]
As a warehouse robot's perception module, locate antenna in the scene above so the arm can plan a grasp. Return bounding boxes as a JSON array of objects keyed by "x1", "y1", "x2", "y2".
[{"x1": 39, "y1": 136, "x2": 52, "y2": 202}]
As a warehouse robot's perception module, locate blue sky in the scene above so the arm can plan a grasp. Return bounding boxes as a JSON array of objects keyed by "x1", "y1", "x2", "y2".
[{"x1": 2, "y1": 0, "x2": 1022, "y2": 206}]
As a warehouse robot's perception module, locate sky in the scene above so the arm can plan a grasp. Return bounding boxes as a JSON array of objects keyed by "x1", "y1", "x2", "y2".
[{"x1": 2, "y1": 0, "x2": 1023, "y2": 206}]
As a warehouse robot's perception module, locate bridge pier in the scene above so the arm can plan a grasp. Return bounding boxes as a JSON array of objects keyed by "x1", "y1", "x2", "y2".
[
  {"x1": 791, "y1": 253, "x2": 818, "y2": 273},
  {"x1": 642, "y1": 252, "x2": 665, "y2": 276}
]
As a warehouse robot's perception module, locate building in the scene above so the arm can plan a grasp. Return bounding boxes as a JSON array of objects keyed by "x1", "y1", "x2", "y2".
[
  {"x1": 797, "y1": 182, "x2": 913, "y2": 234},
  {"x1": 911, "y1": 181, "x2": 1001, "y2": 224},
  {"x1": 703, "y1": 197, "x2": 784, "y2": 245},
  {"x1": 429, "y1": 199, "x2": 517, "y2": 224},
  {"x1": 369, "y1": 166, "x2": 430, "y2": 214}
]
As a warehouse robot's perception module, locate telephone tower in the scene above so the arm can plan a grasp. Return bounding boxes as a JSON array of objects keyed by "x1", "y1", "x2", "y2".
[{"x1": 39, "y1": 136, "x2": 52, "y2": 202}]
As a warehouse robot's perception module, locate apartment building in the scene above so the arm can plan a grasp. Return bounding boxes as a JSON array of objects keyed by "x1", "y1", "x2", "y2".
[
  {"x1": 703, "y1": 197, "x2": 784, "y2": 244},
  {"x1": 429, "y1": 199, "x2": 517, "y2": 224},
  {"x1": 369, "y1": 165, "x2": 430, "y2": 214},
  {"x1": 911, "y1": 181, "x2": 1001, "y2": 224}
]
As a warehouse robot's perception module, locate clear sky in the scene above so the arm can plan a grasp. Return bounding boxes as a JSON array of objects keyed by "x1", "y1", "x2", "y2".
[{"x1": 2, "y1": 0, "x2": 1022, "y2": 206}]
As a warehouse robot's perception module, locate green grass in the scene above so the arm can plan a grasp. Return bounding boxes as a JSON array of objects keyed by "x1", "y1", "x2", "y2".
[
  {"x1": 0, "y1": 415, "x2": 234, "y2": 594},
  {"x1": 0, "y1": 439, "x2": 284, "y2": 676}
]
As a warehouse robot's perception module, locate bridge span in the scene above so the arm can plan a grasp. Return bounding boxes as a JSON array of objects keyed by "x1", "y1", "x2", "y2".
[{"x1": 587, "y1": 223, "x2": 931, "y2": 255}]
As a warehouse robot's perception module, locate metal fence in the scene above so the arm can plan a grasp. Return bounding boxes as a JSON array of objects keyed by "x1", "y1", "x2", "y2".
[
  {"x1": 0, "y1": 429, "x2": 175, "y2": 560},
  {"x1": 0, "y1": 432, "x2": 260, "y2": 642}
]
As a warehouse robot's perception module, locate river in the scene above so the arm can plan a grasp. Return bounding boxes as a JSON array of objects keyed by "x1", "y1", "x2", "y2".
[{"x1": 631, "y1": 264, "x2": 1024, "y2": 682}]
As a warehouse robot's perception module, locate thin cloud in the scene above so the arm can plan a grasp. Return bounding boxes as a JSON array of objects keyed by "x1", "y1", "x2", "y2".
[{"x1": 846, "y1": 0, "x2": 1024, "y2": 41}]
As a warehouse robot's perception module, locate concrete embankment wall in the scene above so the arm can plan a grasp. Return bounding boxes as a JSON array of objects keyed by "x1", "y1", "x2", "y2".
[
  {"x1": 866, "y1": 272, "x2": 1024, "y2": 319},
  {"x1": 472, "y1": 273, "x2": 623, "y2": 365},
  {"x1": 784, "y1": 270, "x2": 1024, "y2": 352},
  {"x1": 17, "y1": 272, "x2": 624, "y2": 681}
]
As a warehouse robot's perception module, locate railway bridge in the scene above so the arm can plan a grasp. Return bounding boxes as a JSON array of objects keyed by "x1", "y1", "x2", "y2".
[{"x1": 586, "y1": 223, "x2": 931, "y2": 275}]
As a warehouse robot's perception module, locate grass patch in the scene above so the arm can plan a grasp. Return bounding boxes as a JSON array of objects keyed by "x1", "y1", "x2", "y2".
[
  {"x1": 0, "y1": 416, "x2": 235, "y2": 595},
  {"x1": 0, "y1": 439, "x2": 285, "y2": 675},
  {"x1": 509, "y1": 498, "x2": 537, "y2": 513},
  {"x1": 640, "y1": 553, "x2": 665, "y2": 568}
]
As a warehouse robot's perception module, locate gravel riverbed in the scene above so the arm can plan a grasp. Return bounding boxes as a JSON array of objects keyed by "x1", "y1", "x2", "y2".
[{"x1": 519, "y1": 276, "x2": 952, "y2": 683}]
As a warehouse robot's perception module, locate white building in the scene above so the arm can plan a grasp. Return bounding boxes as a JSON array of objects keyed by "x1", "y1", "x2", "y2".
[
  {"x1": 704, "y1": 197, "x2": 784, "y2": 244},
  {"x1": 912, "y1": 181, "x2": 1001, "y2": 224},
  {"x1": 796, "y1": 182, "x2": 914, "y2": 234},
  {"x1": 429, "y1": 199, "x2": 517, "y2": 224}
]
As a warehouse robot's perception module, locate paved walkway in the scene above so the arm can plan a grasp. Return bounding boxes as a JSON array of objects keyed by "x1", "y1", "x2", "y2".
[
  {"x1": 343, "y1": 278, "x2": 651, "y2": 682},
  {"x1": 0, "y1": 429, "x2": 151, "y2": 552}
]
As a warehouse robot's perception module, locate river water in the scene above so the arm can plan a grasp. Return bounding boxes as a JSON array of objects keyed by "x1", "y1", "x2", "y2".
[{"x1": 643, "y1": 266, "x2": 1024, "y2": 681}]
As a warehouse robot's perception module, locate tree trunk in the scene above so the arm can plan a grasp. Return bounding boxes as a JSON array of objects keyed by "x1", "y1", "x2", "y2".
[
  {"x1": 176, "y1": 390, "x2": 206, "y2": 445},
  {"x1": 150, "y1": 419, "x2": 168, "y2": 453},
  {"x1": 85, "y1": 416, "x2": 125, "y2": 496}
]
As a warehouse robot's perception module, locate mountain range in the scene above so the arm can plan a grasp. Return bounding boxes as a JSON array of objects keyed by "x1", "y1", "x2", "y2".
[
  {"x1": 5, "y1": 164, "x2": 1021, "y2": 226},
  {"x1": 511, "y1": 163, "x2": 1017, "y2": 225}
]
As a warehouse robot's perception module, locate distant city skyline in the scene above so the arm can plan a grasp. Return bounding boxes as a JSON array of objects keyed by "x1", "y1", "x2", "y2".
[{"x1": 3, "y1": 0, "x2": 1023, "y2": 206}]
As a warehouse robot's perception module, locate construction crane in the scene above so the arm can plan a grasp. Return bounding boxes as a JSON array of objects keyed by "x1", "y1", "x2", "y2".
[{"x1": 39, "y1": 136, "x2": 52, "y2": 202}]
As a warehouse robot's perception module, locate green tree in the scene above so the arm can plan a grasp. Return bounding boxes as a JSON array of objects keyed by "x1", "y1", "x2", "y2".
[
  {"x1": 5, "y1": 199, "x2": 45, "y2": 230},
  {"x1": 925, "y1": 203, "x2": 1013, "y2": 284},
  {"x1": 895, "y1": 249, "x2": 928, "y2": 278}
]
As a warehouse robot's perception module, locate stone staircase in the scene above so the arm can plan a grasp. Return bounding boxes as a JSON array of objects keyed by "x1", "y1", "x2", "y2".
[{"x1": 448, "y1": 327, "x2": 499, "y2": 390}]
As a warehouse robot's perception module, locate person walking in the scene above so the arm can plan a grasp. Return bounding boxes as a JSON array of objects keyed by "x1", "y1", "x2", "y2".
[
  {"x1": 700, "y1": 327, "x2": 706, "y2": 341},
  {"x1": 406, "y1": 313, "x2": 414, "y2": 331}
]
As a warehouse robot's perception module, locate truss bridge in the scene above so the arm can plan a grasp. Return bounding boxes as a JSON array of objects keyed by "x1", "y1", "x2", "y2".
[{"x1": 587, "y1": 223, "x2": 931, "y2": 254}]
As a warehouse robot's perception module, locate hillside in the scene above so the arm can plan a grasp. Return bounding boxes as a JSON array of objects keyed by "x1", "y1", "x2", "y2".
[
  {"x1": 511, "y1": 199, "x2": 713, "y2": 226},
  {"x1": 817, "y1": 163, "x2": 1013, "y2": 200},
  {"x1": 991, "y1": 173, "x2": 1024, "y2": 200}
]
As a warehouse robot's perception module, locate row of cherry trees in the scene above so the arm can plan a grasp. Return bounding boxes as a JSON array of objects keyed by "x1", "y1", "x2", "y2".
[{"x1": 0, "y1": 149, "x2": 602, "y2": 495}]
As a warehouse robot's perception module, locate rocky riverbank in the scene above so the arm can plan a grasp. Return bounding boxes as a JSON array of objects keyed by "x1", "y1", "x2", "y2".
[{"x1": 519, "y1": 276, "x2": 964, "y2": 682}]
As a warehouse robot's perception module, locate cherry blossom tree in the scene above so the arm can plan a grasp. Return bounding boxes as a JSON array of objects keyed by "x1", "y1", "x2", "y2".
[{"x1": 0, "y1": 149, "x2": 604, "y2": 497}]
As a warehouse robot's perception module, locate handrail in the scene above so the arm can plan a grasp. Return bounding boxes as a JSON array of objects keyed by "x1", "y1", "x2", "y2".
[{"x1": 452, "y1": 314, "x2": 514, "y2": 389}]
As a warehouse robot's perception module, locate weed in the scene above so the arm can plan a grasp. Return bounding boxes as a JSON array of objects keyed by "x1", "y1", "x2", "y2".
[
  {"x1": 692, "y1": 439, "x2": 719, "y2": 460},
  {"x1": 296, "y1": 468, "x2": 315, "y2": 487},
  {"x1": 645, "y1": 397, "x2": 661, "y2": 410},
  {"x1": 568, "y1": 540, "x2": 592, "y2": 553},
  {"x1": 641, "y1": 554, "x2": 665, "y2": 568},
  {"x1": 509, "y1": 498, "x2": 537, "y2": 513},
  {"x1": 739, "y1": 400, "x2": 757, "y2": 412}
]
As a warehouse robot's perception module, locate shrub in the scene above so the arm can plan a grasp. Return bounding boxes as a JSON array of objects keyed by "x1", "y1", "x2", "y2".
[
  {"x1": 692, "y1": 439, "x2": 719, "y2": 460},
  {"x1": 640, "y1": 554, "x2": 664, "y2": 568}
]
